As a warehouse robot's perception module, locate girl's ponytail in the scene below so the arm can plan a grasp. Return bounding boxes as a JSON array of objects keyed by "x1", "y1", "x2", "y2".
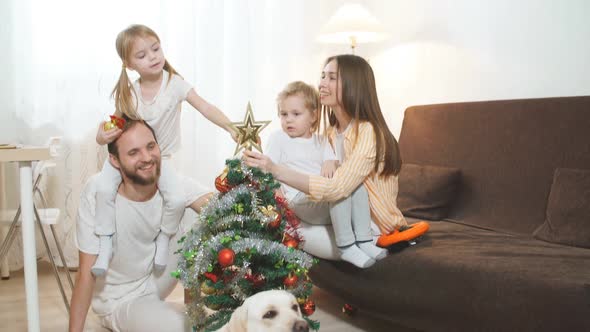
[
  {"x1": 163, "y1": 60, "x2": 181, "y2": 82},
  {"x1": 111, "y1": 66, "x2": 140, "y2": 120}
]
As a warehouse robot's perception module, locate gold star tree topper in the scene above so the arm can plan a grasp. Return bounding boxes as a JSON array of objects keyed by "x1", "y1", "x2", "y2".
[{"x1": 229, "y1": 102, "x2": 271, "y2": 155}]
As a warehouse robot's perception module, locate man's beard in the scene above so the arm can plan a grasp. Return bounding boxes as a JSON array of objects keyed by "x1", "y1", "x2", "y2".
[{"x1": 120, "y1": 158, "x2": 161, "y2": 185}]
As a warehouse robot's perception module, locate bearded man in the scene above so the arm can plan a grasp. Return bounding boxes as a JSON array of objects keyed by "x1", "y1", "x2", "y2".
[{"x1": 69, "y1": 119, "x2": 210, "y2": 332}]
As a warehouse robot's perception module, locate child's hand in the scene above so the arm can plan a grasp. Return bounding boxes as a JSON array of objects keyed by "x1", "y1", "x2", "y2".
[
  {"x1": 320, "y1": 160, "x2": 339, "y2": 178},
  {"x1": 96, "y1": 121, "x2": 122, "y2": 145},
  {"x1": 242, "y1": 150, "x2": 275, "y2": 173}
]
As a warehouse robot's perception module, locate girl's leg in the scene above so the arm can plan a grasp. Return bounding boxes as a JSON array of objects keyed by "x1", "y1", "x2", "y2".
[
  {"x1": 155, "y1": 159, "x2": 186, "y2": 269},
  {"x1": 330, "y1": 196, "x2": 374, "y2": 268},
  {"x1": 92, "y1": 159, "x2": 121, "y2": 276},
  {"x1": 351, "y1": 185, "x2": 387, "y2": 260}
]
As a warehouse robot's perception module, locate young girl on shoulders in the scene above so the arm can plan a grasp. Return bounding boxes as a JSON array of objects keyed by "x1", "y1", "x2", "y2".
[
  {"x1": 245, "y1": 55, "x2": 428, "y2": 259},
  {"x1": 266, "y1": 81, "x2": 387, "y2": 268},
  {"x1": 92, "y1": 24, "x2": 235, "y2": 276}
]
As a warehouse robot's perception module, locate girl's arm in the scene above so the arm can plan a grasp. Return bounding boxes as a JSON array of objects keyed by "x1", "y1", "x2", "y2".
[
  {"x1": 186, "y1": 89, "x2": 237, "y2": 140},
  {"x1": 96, "y1": 109, "x2": 124, "y2": 145},
  {"x1": 68, "y1": 252, "x2": 97, "y2": 332}
]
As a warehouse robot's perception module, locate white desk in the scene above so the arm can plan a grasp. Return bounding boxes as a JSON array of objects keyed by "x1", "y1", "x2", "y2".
[{"x1": 0, "y1": 147, "x2": 50, "y2": 332}]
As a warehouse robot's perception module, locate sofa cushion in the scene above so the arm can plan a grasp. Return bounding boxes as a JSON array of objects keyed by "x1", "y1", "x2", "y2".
[
  {"x1": 533, "y1": 168, "x2": 590, "y2": 248},
  {"x1": 399, "y1": 96, "x2": 590, "y2": 235},
  {"x1": 397, "y1": 163, "x2": 461, "y2": 220}
]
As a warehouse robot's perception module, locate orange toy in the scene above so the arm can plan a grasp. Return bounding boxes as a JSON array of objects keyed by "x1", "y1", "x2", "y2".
[{"x1": 376, "y1": 221, "x2": 430, "y2": 248}]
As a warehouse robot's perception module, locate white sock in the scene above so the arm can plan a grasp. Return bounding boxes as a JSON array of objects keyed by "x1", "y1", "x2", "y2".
[
  {"x1": 339, "y1": 245, "x2": 375, "y2": 268},
  {"x1": 91, "y1": 235, "x2": 113, "y2": 277},
  {"x1": 357, "y1": 241, "x2": 388, "y2": 260},
  {"x1": 154, "y1": 232, "x2": 170, "y2": 270}
]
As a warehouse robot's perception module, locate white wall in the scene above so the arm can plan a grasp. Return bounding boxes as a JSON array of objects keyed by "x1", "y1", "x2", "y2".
[{"x1": 350, "y1": 0, "x2": 590, "y2": 136}]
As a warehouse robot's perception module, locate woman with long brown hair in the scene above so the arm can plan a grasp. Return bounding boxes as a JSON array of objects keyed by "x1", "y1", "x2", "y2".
[{"x1": 244, "y1": 54, "x2": 427, "y2": 261}]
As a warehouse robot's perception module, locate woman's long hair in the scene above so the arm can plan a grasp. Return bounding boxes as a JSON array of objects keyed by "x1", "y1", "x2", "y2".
[
  {"x1": 111, "y1": 24, "x2": 180, "y2": 119},
  {"x1": 321, "y1": 54, "x2": 401, "y2": 176}
]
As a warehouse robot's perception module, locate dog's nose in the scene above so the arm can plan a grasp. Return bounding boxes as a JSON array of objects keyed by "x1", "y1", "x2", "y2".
[{"x1": 292, "y1": 320, "x2": 309, "y2": 332}]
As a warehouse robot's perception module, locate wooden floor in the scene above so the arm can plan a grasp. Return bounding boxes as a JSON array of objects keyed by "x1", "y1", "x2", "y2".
[{"x1": 0, "y1": 261, "x2": 398, "y2": 331}]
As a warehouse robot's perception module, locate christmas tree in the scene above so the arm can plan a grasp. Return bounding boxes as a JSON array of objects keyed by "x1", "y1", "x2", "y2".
[
  {"x1": 174, "y1": 157, "x2": 320, "y2": 331},
  {"x1": 175, "y1": 104, "x2": 320, "y2": 331}
]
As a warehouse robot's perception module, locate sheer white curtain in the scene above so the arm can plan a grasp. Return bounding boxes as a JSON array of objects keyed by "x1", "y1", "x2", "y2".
[{"x1": 1, "y1": 0, "x2": 330, "y2": 269}]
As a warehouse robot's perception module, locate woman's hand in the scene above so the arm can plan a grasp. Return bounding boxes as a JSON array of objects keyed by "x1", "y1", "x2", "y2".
[
  {"x1": 96, "y1": 121, "x2": 122, "y2": 146},
  {"x1": 242, "y1": 150, "x2": 275, "y2": 174}
]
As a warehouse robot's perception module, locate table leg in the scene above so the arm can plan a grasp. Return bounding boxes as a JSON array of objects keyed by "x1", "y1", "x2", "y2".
[
  {"x1": 0, "y1": 163, "x2": 8, "y2": 279},
  {"x1": 19, "y1": 161, "x2": 40, "y2": 332},
  {"x1": 0, "y1": 225, "x2": 9, "y2": 279}
]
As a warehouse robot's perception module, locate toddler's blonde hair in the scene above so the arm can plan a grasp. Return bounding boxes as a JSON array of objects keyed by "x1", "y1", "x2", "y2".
[{"x1": 276, "y1": 81, "x2": 320, "y2": 131}]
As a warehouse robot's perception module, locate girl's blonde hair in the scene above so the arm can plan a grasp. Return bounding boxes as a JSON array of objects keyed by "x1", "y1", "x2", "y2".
[
  {"x1": 276, "y1": 81, "x2": 320, "y2": 131},
  {"x1": 320, "y1": 54, "x2": 402, "y2": 177},
  {"x1": 111, "y1": 24, "x2": 180, "y2": 119}
]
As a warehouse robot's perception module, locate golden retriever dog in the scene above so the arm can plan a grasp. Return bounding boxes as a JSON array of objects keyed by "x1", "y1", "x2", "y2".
[{"x1": 217, "y1": 290, "x2": 309, "y2": 332}]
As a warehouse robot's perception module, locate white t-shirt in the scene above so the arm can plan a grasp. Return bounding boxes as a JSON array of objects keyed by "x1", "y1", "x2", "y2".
[
  {"x1": 265, "y1": 130, "x2": 336, "y2": 201},
  {"x1": 76, "y1": 174, "x2": 206, "y2": 317},
  {"x1": 133, "y1": 70, "x2": 193, "y2": 156},
  {"x1": 333, "y1": 123, "x2": 352, "y2": 163}
]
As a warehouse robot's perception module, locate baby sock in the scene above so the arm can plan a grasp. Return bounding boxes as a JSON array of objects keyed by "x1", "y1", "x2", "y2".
[
  {"x1": 154, "y1": 232, "x2": 170, "y2": 270},
  {"x1": 339, "y1": 244, "x2": 375, "y2": 268},
  {"x1": 91, "y1": 235, "x2": 113, "y2": 277},
  {"x1": 357, "y1": 240, "x2": 388, "y2": 260}
]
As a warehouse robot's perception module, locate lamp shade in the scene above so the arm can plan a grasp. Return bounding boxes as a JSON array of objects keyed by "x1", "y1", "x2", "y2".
[{"x1": 317, "y1": 3, "x2": 388, "y2": 45}]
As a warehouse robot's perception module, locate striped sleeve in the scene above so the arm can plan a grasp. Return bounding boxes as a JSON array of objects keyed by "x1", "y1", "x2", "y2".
[{"x1": 309, "y1": 123, "x2": 376, "y2": 201}]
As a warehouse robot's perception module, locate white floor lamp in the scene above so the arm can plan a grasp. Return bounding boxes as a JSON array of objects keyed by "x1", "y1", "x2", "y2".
[{"x1": 316, "y1": 3, "x2": 388, "y2": 54}]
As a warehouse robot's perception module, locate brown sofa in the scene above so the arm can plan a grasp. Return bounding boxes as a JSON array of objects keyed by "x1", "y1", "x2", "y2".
[{"x1": 309, "y1": 96, "x2": 590, "y2": 332}]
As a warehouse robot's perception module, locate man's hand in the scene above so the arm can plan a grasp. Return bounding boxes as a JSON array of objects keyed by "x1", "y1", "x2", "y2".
[
  {"x1": 321, "y1": 160, "x2": 339, "y2": 178},
  {"x1": 190, "y1": 192, "x2": 214, "y2": 213},
  {"x1": 69, "y1": 252, "x2": 98, "y2": 332},
  {"x1": 96, "y1": 121, "x2": 122, "y2": 146}
]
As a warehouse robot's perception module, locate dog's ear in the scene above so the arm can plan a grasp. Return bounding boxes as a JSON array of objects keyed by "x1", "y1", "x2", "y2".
[{"x1": 223, "y1": 301, "x2": 248, "y2": 332}]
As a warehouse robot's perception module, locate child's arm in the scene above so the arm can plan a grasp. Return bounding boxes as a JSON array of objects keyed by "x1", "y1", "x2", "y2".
[
  {"x1": 320, "y1": 160, "x2": 339, "y2": 178},
  {"x1": 186, "y1": 89, "x2": 237, "y2": 141},
  {"x1": 96, "y1": 110, "x2": 124, "y2": 145}
]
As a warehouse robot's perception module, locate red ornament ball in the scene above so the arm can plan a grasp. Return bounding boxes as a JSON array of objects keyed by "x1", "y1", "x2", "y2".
[
  {"x1": 268, "y1": 214, "x2": 282, "y2": 229},
  {"x1": 218, "y1": 248, "x2": 235, "y2": 267},
  {"x1": 342, "y1": 303, "x2": 357, "y2": 316},
  {"x1": 215, "y1": 175, "x2": 231, "y2": 193},
  {"x1": 283, "y1": 238, "x2": 299, "y2": 249},
  {"x1": 301, "y1": 299, "x2": 316, "y2": 316},
  {"x1": 283, "y1": 273, "x2": 298, "y2": 288}
]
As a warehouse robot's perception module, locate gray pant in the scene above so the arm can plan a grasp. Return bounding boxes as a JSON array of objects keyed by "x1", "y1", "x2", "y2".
[
  {"x1": 329, "y1": 184, "x2": 373, "y2": 247},
  {"x1": 291, "y1": 184, "x2": 374, "y2": 252}
]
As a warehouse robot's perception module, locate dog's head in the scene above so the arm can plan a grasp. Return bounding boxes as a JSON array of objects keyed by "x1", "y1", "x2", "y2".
[{"x1": 220, "y1": 290, "x2": 309, "y2": 332}]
